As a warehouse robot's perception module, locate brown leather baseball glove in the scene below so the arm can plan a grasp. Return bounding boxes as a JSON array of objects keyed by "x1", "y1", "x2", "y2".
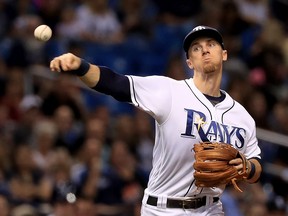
[{"x1": 193, "y1": 142, "x2": 249, "y2": 192}]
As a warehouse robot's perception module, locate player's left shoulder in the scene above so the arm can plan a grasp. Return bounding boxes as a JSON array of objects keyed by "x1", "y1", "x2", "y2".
[
  {"x1": 223, "y1": 91, "x2": 246, "y2": 110},
  {"x1": 223, "y1": 91, "x2": 255, "y2": 121}
]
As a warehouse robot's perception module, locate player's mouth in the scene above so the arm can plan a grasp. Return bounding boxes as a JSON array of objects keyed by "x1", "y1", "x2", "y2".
[{"x1": 203, "y1": 57, "x2": 211, "y2": 63}]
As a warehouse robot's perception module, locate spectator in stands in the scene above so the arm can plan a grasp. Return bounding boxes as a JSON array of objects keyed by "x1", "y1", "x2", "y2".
[
  {"x1": 9, "y1": 144, "x2": 53, "y2": 207},
  {"x1": 0, "y1": 104, "x2": 15, "y2": 146},
  {"x1": 0, "y1": 141, "x2": 11, "y2": 206},
  {"x1": 218, "y1": 1, "x2": 253, "y2": 59},
  {"x1": 234, "y1": 0, "x2": 269, "y2": 26},
  {"x1": 269, "y1": 101, "x2": 288, "y2": 135},
  {"x1": 112, "y1": 114, "x2": 138, "y2": 155},
  {"x1": 11, "y1": 204, "x2": 37, "y2": 216},
  {"x1": 74, "y1": 197, "x2": 95, "y2": 216},
  {"x1": 55, "y1": 5, "x2": 86, "y2": 41},
  {"x1": 75, "y1": 0, "x2": 124, "y2": 44},
  {"x1": 0, "y1": 68, "x2": 25, "y2": 122},
  {"x1": 13, "y1": 94, "x2": 43, "y2": 145},
  {"x1": 0, "y1": 194, "x2": 10, "y2": 216},
  {"x1": 71, "y1": 137, "x2": 103, "y2": 194},
  {"x1": 245, "y1": 90, "x2": 270, "y2": 129},
  {"x1": 115, "y1": 0, "x2": 156, "y2": 39},
  {"x1": 134, "y1": 109, "x2": 154, "y2": 173},
  {"x1": 52, "y1": 105, "x2": 83, "y2": 155},
  {"x1": 153, "y1": 0, "x2": 201, "y2": 25},
  {"x1": 31, "y1": 119, "x2": 57, "y2": 172},
  {"x1": 73, "y1": 116, "x2": 110, "y2": 166},
  {"x1": 0, "y1": 0, "x2": 13, "y2": 40},
  {"x1": 35, "y1": 0, "x2": 65, "y2": 31},
  {"x1": 9, "y1": 14, "x2": 46, "y2": 65},
  {"x1": 164, "y1": 53, "x2": 188, "y2": 80},
  {"x1": 40, "y1": 73, "x2": 86, "y2": 121},
  {"x1": 95, "y1": 139, "x2": 148, "y2": 214},
  {"x1": 47, "y1": 148, "x2": 76, "y2": 206},
  {"x1": 226, "y1": 74, "x2": 252, "y2": 105}
]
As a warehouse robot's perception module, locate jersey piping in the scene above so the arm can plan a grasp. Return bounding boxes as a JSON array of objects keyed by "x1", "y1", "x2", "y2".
[
  {"x1": 221, "y1": 99, "x2": 235, "y2": 124},
  {"x1": 184, "y1": 79, "x2": 212, "y2": 120}
]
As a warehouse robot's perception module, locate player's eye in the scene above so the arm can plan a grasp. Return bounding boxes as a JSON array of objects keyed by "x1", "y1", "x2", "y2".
[
  {"x1": 208, "y1": 41, "x2": 217, "y2": 47},
  {"x1": 192, "y1": 45, "x2": 202, "y2": 52}
]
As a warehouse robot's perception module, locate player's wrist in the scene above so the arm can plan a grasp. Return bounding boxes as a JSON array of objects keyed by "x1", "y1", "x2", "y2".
[
  {"x1": 245, "y1": 159, "x2": 251, "y2": 175},
  {"x1": 72, "y1": 59, "x2": 90, "y2": 76},
  {"x1": 247, "y1": 161, "x2": 256, "y2": 180}
]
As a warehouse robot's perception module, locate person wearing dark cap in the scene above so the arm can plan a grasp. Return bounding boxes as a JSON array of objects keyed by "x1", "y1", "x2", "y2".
[{"x1": 49, "y1": 25, "x2": 262, "y2": 215}]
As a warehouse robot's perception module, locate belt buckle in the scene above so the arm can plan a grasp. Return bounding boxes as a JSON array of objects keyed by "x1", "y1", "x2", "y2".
[
  {"x1": 182, "y1": 197, "x2": 203, "y2": 209},
  {"x1": 182, "y1": 198, "x2": 194, "y2": 209},
  {"x1": 182, "y1": 200, "x2": 188, "y2": 209}
]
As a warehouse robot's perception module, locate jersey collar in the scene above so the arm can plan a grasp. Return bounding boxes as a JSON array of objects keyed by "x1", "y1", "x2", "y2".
[{"x1": 186, "y1": 78, "x2": 234, "y2": 109}]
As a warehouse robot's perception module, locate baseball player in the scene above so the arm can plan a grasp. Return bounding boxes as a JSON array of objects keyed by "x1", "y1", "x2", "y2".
[{"x1": 50, "y1": 26, "x2": 262, "y2": 215}]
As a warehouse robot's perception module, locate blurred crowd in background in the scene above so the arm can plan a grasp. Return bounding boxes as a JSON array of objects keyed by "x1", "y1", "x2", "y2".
[{"x1": 0, "y1": 0, "x2": 287, "y2": 215}]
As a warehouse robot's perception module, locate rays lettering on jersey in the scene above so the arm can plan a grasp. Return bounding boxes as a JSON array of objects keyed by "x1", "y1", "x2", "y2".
[{"x1": 181, "y1": 108, "x2": 246, "y2": 148}]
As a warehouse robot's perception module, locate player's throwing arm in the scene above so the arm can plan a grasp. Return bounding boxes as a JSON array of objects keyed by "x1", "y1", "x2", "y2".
[{"x1": 50, "y1": 53, "x2": 101, "y2": 88}]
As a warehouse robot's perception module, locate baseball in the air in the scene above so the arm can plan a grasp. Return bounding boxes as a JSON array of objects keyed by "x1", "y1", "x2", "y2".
[{"x1": 34, "y1": 24, "x2": 52, "y2": 41}]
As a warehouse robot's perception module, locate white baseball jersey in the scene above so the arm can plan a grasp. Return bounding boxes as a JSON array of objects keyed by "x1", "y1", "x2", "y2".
[{"x1": 127, "y1": 75, "x2": 261, "y2": 214}]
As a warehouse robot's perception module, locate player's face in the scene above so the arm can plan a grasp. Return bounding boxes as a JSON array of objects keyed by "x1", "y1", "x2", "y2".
[{"x1": 186, "y1": 38, "x2": 227, "y2": 74}]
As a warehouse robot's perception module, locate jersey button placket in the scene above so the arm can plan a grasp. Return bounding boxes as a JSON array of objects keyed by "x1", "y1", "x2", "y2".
[{"x1": 213, "y1": 107, "x2": 221, "y2": 141}]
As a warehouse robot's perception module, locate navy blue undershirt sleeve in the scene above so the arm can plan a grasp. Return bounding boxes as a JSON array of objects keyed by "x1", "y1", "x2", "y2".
[{"x1": 92, "y1": 66, "x2": 132, "y2": 102}]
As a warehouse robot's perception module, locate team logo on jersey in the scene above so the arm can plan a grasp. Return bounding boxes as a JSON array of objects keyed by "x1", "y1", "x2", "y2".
[{"x1": 181, "y1": 108, "x2": 246, "y2": 148}]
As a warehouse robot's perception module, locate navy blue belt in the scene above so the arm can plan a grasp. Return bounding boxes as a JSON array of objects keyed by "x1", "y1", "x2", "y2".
[{"x1": 147, "y1": 195, "x2": 219, "y2": 209}]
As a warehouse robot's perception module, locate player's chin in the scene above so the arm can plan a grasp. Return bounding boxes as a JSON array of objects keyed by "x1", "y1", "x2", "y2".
[{"x1": 203, "y1": 64, "x2": 216, "y2": 74}]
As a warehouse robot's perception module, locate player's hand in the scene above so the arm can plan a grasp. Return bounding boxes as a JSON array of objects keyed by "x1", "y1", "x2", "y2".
[
  {"x1": 50, "y1": 53, "x2": 81, "y2": 72},
  {"x1": 229, "y1": 158, "x2": 244, "y2": 172},
  {"x1": 229, "y1": 157, "x2": 251, "y2": 174}
]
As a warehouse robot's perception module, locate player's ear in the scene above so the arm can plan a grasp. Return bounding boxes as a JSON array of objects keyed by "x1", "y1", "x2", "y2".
[
  {"x1": 222, "y1": 50, "x2": 228, "y2": 61},
  {"x1": 186, "y1": 59, "x2": 194, "y2": 70}
]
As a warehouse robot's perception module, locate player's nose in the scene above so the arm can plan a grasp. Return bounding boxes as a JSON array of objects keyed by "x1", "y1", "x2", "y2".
[
  {"x1": 201, "y1": 45, "x2": 209, "y2": 55},
  {"x1": 202, "y1": 49, "x2": 210, "y2": 56}
]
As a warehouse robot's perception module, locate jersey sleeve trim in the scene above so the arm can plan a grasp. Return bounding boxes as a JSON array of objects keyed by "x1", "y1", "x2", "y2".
[{"x1": 127, "y1": 75, "x2": 139, "y2": 107}]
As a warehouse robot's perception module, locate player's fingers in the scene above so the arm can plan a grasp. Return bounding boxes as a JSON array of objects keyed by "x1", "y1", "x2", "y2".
[
  {"x1": 66, "y1": 54, "x2": 77, "y2": 70},
  {"x1": 59, "y1": 53, "x2": 73, "y2": 71},
  {"x1": 50, "y1": 53, "x2": 81, "y2": 73},
  {"x1": 60, "y1": 53, "x2": 81, "y2": 70},
  {"x1": 229, "y1": 158, "x2": 242, "y2": 165},
  {"x1": 50, "y1": 57, "x2": 62, "y2": 72},
  {"x1": 229, "y1": 158, "x2": 244, "y2": 172}
]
